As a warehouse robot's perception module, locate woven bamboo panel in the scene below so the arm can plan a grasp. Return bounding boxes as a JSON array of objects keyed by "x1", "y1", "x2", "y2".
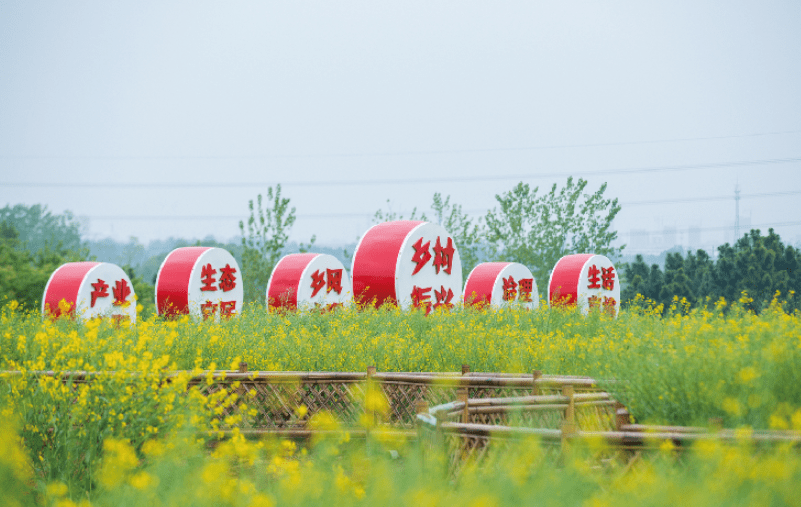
[
  {"x1": 576, "y1": 402, "x2": 618, "y2": 432},
  {"x1": 468, "y1": 408, "x2": 566, "y2": 429},
  {"x1": 192, "y1": 378, "x2": 369, "y2": 430}
]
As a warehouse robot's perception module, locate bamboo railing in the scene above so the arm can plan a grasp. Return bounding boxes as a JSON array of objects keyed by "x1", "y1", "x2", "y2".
[{"x1": 8, "y1": 365, "x2": 798, "y2": 473}]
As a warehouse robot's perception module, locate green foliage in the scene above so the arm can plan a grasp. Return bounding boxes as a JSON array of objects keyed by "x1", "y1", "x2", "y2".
[
  {"x1": 239, "y1": 185, "x2": 310, "y2": 304},
  {"x1": 0, "y1": 204, "x2": 91, "y2": 310},
  {"x1": 0, "y1": 203, "x2": 84, "y2": 254},
  {"x1": 123, "y1": 266, "x2": 156, "y2": 319},
  {"x1": 429, "y1": 193, "x2": 483, "y2": 279},
  {"x1": 484, "y1": 178, "x2": 623, "y2": 295},
  {"x1": 622, "y1": 229, "x2": 801, "y2": 313},
  {"x1": 371, "y1": 199, "x2": 428, "y2": 224},
  {"x1": 713, "y1": 228, "x2": 800, "y2": 313},
  {"x1": 0, "y1": 220, "x2": 88, "y2": 311},
  {"x1": 2, "y1": 302, "x2": 801, "y2": 502}
]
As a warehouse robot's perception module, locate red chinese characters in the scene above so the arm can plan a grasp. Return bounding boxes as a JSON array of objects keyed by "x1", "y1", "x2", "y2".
[
  {"x1": 310, "y1": 268, "x2": 343, "y2": 297},
  {"x1": 411, "y1": 285, "x2": 454, "y2": 315},
  {"x1": 112, "y1": 279, "x2": 131, "y2": 306},
  {"x1": 587, "y1": 265, "x2": 601, "y2": 289},
  {"x1": 588, "y1": 295, "x2": 617, "y2": 316},
  {"x1": 201, "y1": 300, "x2": 217, "y2": 320},
  {"x1": 326, "y1": 269, "x2": 343, "y2": 294},
  {"x1": 90, "y1": 279, "x2": 109, "y2": 308},
  {"x1": 411, "y1": 238, "x2": 432, "y2": 275},
  {"x1": 601, "y1": 266, "x2": 615, "y2": 290},
  {"x1": 310, "y1": 270, "x2": 326, "y2": 298},
  {"x1": 220, "y1": 300, "x2": 236, "y2": 317},
  {"x1": 201, "y1": 300, "x2": 237, "y2": 320},
  {"x1": 432, "y1": 237, "x2": 455, "y2": 275},
  {"x1": 201, "y1": 263, "x2": 238, "y2": 292},
  {"x1": 502, "y1": 276, "x2": 518, "y2": 302},
  {"x1": 433, "y1": 286, "x2": 454, "y2": 310},
  {"x1": 519, "y1": 278, "x2": 534, "y2": 302},
  {"x1": 412, "y1": 236, "x2": 455, "y2": 276},
  {"x1": 587, "y1": 264, "x2": 616, "y2": 291},
  {"x1": 501, "y1": 276, "x2": 535, "y2": 303},
  {"x1": 587, "y1": 264, "x2": 617, "y2": 314},
  {"x1": 411, "y1": 285, "x2": 432, "y2": 314},
  {"x1": 219, "y1": 264, "x2": 237, "y2": 292},
  {"x1": 200, "y1": 264, "x2": 218, "y2": 292},
  {"x1": 588, "y1": 265, "x2": 616, "y2": 294}
]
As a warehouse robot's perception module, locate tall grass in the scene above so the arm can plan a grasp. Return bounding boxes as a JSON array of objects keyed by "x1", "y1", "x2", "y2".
[
  {"x1": 1, "y1": 296, "x2": 800, "y2": 503},
  {"x1": 2, "y1": 296, "x2": 799, "y2": 428}
]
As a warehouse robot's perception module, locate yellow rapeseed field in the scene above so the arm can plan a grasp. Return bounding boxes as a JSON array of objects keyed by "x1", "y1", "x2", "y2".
[{"x1": 0, "y1": 294, "x2": 800, "y2": 505}]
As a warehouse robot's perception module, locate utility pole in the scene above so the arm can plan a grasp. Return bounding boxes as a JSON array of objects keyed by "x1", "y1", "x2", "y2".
[{"x1": 734, "y1": 184, "x2": 740, "y2": 241}]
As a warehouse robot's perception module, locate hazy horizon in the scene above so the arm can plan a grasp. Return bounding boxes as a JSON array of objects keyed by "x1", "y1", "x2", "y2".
[{"x1": 2, "y1": 2, "x2": 800, "y2": 252}]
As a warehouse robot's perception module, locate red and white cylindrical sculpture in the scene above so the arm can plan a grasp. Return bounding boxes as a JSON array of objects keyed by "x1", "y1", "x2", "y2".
[
  {"x1": 155, "y1": 247, "x2": 244, "y2": 320},
  {"x1": 266, "y1": 253, "x2": 352, "y2": 310},
  {"x1": 548, "y1": 254, "x2": 620, "y2": 317},
  {"x1": 351, "y1": 220, "x2": 462, "y2": 313},
  {"x1": 42, "y1": 262, "x2": 137, "y2": 322},
  {"x1": 464, "y1": 262, "x2": 539, "y2": 309}
]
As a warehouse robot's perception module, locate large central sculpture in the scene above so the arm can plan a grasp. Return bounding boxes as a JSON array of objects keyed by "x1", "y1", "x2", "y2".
[{"x1": 351, "y1": 221, "x2": 462, "y2": 313}]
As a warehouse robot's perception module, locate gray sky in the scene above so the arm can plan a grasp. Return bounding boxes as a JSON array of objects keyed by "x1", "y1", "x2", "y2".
[{"x1": 2, "y1": 1, "x2": 800, "y2": 253}]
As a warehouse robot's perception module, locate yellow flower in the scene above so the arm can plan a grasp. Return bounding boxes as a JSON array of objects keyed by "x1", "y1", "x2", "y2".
[
  {"x1": 722, "y1": 397, "x2": 742, "y2": 417},
  {"x1": 250, "y1": 493, "x2": 275, "y2": 507},
  {"x1": 98, "y1": 439, "x2": 139, "y2": 488},
  {"x1": 737, "y1": 366, "x2": 759, "y2": 384},
  {"x1": 129, "y1": 471, "x2": 159, "y2": 490},
  {"x1": 46, "y1": 482, "x2": 69, "y2": 498}
]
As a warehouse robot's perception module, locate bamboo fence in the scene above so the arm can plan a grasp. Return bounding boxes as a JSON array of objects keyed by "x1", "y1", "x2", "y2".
[{"x1": 6, "y1": 364, "x2": 800, "y2": 472}]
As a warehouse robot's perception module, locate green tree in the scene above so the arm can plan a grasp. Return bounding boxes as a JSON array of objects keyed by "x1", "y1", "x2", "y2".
[
  {"x1": 371, "y1": 200, "x2": 427, "y2": 224},
  {"x1": 620, "y1": 254, "x2": 664, "y2": 306},
  {"x1": 712, "y1": 228, "x2": 800, "y2": 313},
  {"x1": 622, "y1": 229, "x2": 800, "y2": 314},
  {"x1": 659, "y1": 252, "x2": 695, "y2": 309},
  {"x1": 122, "y1": 265, "x2": 156, "y2": 319},
  {"x1": 0, "y1": 204, "x2": 84, "y2": 254},
  {"x1": 0, "y1": 220, "x2": 87, "y2": 311},
  {"x1": 484, "y1": 178, "x2": 623, "y2": 296},
  {"x1": 429, "y1": 193, "x2": 483, "y2": 280},
  {"x1": 239, "y1": 185, "x2": 313, "y2": 305}
]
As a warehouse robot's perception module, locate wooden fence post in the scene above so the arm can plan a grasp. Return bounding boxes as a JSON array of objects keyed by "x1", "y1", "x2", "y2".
[
  {"x1": 367, "y1": 366, "x2": 377, "y2": 428},
  {"x1": 234, "y1": 362, "x2": 248, "y2": 426},
  {"x1": 615, "y1": 402, "x2": 630, "y2": 431},
  {"x1": 457, "y1": 388, "x2": 469, "y2": 424},
  {"x1": 532, "y1": 370, "x2": 542, "y2": 395},
  {"x1": 562, "y1": 384, "x2": 576, "y2": 437}
]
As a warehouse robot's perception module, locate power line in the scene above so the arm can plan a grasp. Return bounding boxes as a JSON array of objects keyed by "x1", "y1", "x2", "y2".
[
  {"x1": 76, "y1": 189, "x2": 800, "y2": 221},
  {"x1": 2, "y1": 130, "x2": 801, "y2": 161},
  {"x1": 2, "y1": 157, "x2": 800, "y2": 189},
  {"x1": 625, "y1": 221, "x2": 801, "y2": 235},
  {"x1": 622, "y1": 189, "x2": 801, "y2": 206}
]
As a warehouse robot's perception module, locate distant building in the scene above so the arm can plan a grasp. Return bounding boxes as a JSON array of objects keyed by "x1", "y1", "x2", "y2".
[
  {"x1": 662, "y1": 226, "x2": 677, "y2": 250},
  {"x1": 688, "y1": 226, "x2": 701, "y2": 250},
  {"x1": 628, "y1": 229, "x2": 650, "y2": 251},
  {"x1": 730, "y1": 215, "x2": 752, "y2": 244}
]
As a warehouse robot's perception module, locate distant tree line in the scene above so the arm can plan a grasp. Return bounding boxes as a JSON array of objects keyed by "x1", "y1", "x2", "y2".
[
  {"x1": 620, "y1": 228, "x2": 801, "y2": 313},
  {"x1": 3, "y1": 179, "x2": 799, "y2": 316}
]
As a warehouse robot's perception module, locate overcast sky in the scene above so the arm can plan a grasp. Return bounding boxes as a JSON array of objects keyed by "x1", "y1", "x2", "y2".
[{"x1": 2, "y1": 1, "x2": 800, "y2": 253}]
